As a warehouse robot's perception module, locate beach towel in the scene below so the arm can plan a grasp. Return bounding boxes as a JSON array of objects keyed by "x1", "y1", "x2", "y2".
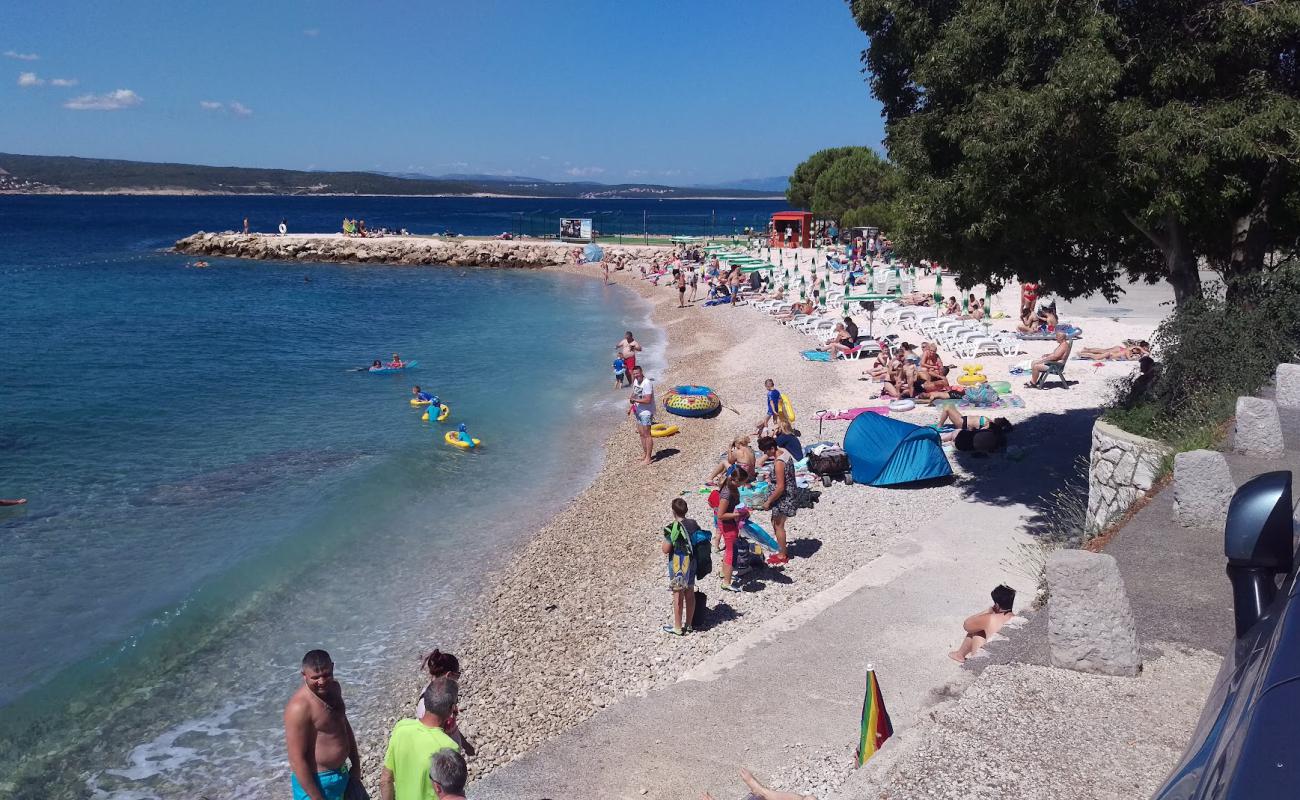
[{"x1": 801, "y1": 350, "x2": 833, "y2": 362}]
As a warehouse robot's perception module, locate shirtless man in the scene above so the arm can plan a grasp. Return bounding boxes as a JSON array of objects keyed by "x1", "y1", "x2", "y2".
[
  {"x1": 284, "y1": 649, "x2": 361, "y2": 800},
  {"x1": 616, "y1": 331, "x2": 641, "y2": 378},
  {"x1": 1027, "y1": 331, "x2": 1071, "y2": 388}
]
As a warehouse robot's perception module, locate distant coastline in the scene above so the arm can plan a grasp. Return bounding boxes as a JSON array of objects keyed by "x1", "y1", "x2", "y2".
[{"x1": 1, "y1": 189, "x2": 783, "y2": 200}]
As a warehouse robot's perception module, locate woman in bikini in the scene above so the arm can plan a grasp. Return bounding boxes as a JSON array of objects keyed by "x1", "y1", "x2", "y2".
[
  {"x1": 707, "y1": 436, "x2": 757, "y2": 486},
  {"x1": 1078, "y1": 342, "x2": 1149, "y2": 361},
  {"x1": 934, "y1": 408, "x2": 1013, "y2": 444}
]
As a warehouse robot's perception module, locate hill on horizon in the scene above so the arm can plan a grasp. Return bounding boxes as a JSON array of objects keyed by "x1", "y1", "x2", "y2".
[{"x1": 0, "y1": 154, "x2": 782, "y2": 199}]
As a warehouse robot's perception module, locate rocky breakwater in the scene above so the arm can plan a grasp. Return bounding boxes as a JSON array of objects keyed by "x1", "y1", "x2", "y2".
[{"x1": 173, "y1": 232, "x2": 674, "y2": 269}]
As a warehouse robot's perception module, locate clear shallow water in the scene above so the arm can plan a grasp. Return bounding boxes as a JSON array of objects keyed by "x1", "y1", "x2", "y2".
[{"x1": 0, "y1": 197, "x2": 669, "y2": 798}]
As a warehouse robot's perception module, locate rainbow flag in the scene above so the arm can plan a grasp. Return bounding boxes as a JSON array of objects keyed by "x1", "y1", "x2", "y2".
[{"x1": 855, "y1": 666, "x2": 894, "y2": 767}]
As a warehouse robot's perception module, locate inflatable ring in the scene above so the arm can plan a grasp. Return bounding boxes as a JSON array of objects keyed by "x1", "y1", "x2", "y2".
[
  {"x1": 421, "y1": 404, "x2": 451, "y2": 422},
  {"x1": 650, "y1": 423, "x2": 679, "y2": 438},
  {"x1": 779, "y1": 394, "x2": 796, "y2": 423},
  {"x1": 444, "y1": 431, "x2": 480, "y2": 449},
  {"x1": 663, "y1": 385, "x2": 721, "y2": 418},
  {"x1": 956, "y1": 365, "x2": 987, "y2": 386},
  {"x1": 889, "y1": 399, "x2": 916, "y2": 412},
  {"x1": 411, "y1": 398, "x2": 432, "y2": 407}
]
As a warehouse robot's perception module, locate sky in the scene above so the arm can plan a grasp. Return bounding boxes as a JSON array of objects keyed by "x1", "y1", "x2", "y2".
[{"x1": 0, "y1": 1, "x2": 886, "y2": 185}]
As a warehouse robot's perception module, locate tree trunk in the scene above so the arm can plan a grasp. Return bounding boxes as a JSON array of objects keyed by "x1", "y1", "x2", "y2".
[
  {"x1": 1164, "y1": 214, "x2": 1201, "y2": 306},
  {"x1": 1226, "y1": 161, "x2": 1283, "y2": 298}
]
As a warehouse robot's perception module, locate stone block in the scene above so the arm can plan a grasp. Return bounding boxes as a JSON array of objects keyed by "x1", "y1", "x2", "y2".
[
  {"x1": 1277, "y1": 363, "x2": 1300, "y2": 409},
  {"x1": 1233, "y1": 397, "x2": 1284, "y2": 458},
  {"x1": 1172, "y1": 449, "x2": 1235, "y2": 530},
  {"x1": 1047, "y1": 550, "x2": 1140, "y2": 677}
]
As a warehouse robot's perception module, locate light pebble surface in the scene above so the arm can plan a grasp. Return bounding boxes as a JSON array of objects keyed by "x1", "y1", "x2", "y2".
[
  {"x1": 355, "y1": 252, "x2": 1161, "y2": 789},
  {"x1": 861, "y1": 644, "x2": 1221, "y2": 800}
]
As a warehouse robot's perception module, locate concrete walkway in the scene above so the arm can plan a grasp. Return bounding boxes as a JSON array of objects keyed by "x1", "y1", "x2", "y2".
[{"x1": 473, "y1": 496, "x2": 1036, "y2": 800}]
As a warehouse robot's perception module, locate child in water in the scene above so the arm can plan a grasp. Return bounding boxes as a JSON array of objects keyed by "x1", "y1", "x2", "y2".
[
  {"x1": 613, "y1": 357, "x2": 626, "y2": 388},
  {"x1": 457, "y1": 423, "x2": 476, "y2": 448},
  {"x1": 412, "y1": 385, "x2": 433, "y2": 403}
]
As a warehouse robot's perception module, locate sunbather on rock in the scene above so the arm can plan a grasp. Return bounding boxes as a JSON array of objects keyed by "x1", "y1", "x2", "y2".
[{"x1": 949, "y1": 584, "x2": 1017, "y2": 663}]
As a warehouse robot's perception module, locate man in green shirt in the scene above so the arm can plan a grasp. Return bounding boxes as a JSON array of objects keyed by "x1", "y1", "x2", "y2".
[{"x1": 381, "y1": 677, "x2": 462, "y2": 800}]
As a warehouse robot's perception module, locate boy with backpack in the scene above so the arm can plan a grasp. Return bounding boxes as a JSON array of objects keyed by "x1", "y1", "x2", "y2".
[{"x1": 662, "y1": 498, "x2": 701, "y2": 636}]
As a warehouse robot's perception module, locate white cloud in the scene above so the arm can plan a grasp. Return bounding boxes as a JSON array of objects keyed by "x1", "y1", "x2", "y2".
[
  {"x1": 303, "y1": 28, "x2": 320, "y2": 37},
  {"x1": 199, "y1": 100, "x2": 252, "y2": 117},
  {"x1": 565, "y1": 166, "x2": 606, "y2": 177},
  {"x1": 50, "y1": 77, "x2": 77, "y2": 86},
  {"x1": 4, "y1": 50, "x2": 38, "y2": 61},
  {"x1": 626, "y1": 169, "x2": 648, "y2": 178},
  {"x1": 64, "y1": 89, "x2": 142, "y2": 111},
  {"x1": 17, "y1": 71, "x2": 43, "y2": 87},
  {"x1": 228, "y1": 101, "x2": 252, "y2": 117},
  {"x1": 199, "y1": 100, "x2": 223, "y2": 110}
]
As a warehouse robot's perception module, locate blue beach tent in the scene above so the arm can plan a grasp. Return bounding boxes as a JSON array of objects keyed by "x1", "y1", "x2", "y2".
[{"x1": 843, "y1": 412, "x2": 953, "y2": 487}]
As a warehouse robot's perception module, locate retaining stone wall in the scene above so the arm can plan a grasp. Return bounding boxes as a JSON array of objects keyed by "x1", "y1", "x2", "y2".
[{"x1": 1086, "y1": 420, "x2": 1171, "y2": 533}]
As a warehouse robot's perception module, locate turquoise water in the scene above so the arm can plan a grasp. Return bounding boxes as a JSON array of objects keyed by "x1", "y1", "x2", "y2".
[{"x1": 0, "y1": 197, "x2": 659, "y2": 798}]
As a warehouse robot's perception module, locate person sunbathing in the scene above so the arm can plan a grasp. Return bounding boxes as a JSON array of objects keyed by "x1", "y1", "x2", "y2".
[
  {"x1": 863, "y1": 348, "x2": 892, "y2": 381},
  {"x1": 701, "y1": 767, "x2": 816, "y2": 800},
  {"x1": 900, "y1": 291, "x2": 933, "y2": 306},
  {"x1": 774, "y1": 300, "x2": 815, "y2": 321},
  {"x1": 949, "y1": 584, "x2": 1017, "y2": 662},
  {"x1": 706, "y1": 436, "x2": 757, "y2": 486},
  {"x1": 914, "y1": 374, "x2": 956, "y2": 400},
  {"x1": 941, "y1": 296, "x2": 960, "y2": 315},
  {"x1": 1078, "y1": 342, "x2": 1149, "y2": 361},
  {"x1": 934, "y1": 407, "x2": 1013, "y2": 442},
  {"x1": 822, "y1": 321, "x2": 860, "y2": 358},
  {"x1": 917, "y1": 342, "x2": 945, "y2": 381},
  {"x1": 1016, "y1": 303, "x2": 1037, "y2": 333}
]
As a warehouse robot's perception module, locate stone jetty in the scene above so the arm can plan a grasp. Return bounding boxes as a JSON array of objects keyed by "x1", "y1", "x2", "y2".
[{"x1": 174, "y1": 232, "x2": 674, "y2": 269}]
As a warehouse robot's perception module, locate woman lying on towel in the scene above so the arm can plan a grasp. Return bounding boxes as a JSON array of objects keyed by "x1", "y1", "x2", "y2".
[{"x1": 1077, "y1": 341, "x2": 1150, "y2": 361}]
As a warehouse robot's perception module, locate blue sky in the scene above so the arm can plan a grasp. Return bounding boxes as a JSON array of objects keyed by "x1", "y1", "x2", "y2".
[{"x1": 0, "y1": 1, "x2": 886, "y2": 184}]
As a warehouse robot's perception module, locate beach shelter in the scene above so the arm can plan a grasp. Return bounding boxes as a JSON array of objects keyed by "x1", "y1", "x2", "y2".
[
  {"x1": 770, "y1": 211, "x2": 813, "y2": 248},
  {"x1": 843, "y1": 412, "x2": 952, "y2": 487}
]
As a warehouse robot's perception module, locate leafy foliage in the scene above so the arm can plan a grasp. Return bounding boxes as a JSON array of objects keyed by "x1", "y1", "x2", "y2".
[
  {"x1": 787, "y1": 146, "x2": 904, "y2": 232},
  {"x1": 850, "y1": 0, "x2": 1300, "y2": 303},
  {"x1": 1107, "y1": 260, "x2": 1300, "y2": 446}
]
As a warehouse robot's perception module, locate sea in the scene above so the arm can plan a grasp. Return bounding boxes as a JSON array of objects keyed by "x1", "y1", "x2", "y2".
[{"x1": 0, "y1": 195, "x2": 788, "y2": 799}]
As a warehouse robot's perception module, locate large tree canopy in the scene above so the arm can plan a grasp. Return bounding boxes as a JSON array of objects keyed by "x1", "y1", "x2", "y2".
[
  {"x1": 851, "y1": 0, "x2": 1300, "y2": 304},
  {"x1": 787, "y1": 146, "x2": 903, "y2": 231}
]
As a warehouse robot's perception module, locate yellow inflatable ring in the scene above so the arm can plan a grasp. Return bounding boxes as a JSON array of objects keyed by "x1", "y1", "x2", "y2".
[
  {"x1": 956, "y1": 365, "x2": 987, "y2": 386},
  {"x1": 444, "y1": 431, "x2": 480, "y2": 449},
  {"x1": 421, "y1": 404, "x2": 451, "y2": 422},
  {"x1": 410, "y1": 398, "x2": 432, "y2": 407},
  {"x1": 779, "y1": 394, "x2": 796, "y2": 422},
  {"x1": 650, "y1": 423, "x2": 679, "y2": 438}
]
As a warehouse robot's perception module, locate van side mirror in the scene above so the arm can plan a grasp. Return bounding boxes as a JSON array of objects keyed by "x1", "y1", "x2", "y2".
[{"x1": 1224, "y1": 471, "x2": 1295, "y2": 639}]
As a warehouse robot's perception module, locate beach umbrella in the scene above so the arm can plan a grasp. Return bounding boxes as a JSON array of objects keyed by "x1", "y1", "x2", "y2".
[
  {"x1": 583, "y1": 242, "x2": 604, "y2": 263},
  {"x1": 855, "y1": 664, "x2": 894, "y2": 767},
  {"x1": 933, "y1": 272, "x2": 944, "y2": 304},
  {"x1": 962, "y1": 294, "x2": 969, "y2": 313},
  {"x1": 984, "y1": 285, "x2": 992, "y2": 312}
]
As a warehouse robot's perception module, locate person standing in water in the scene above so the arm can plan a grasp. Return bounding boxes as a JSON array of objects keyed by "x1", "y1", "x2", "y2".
[
  {"x1": 243, "y1": 217, "x2": 250, "y2": 234},
  {"x1": 279, "y1": 219, "x2": 288, "y2": 236},
  {"x1": 628, "y1": 364, "x2": 655, "y2": 466},
  {"x1": 283, "y1": 649, "x2": 361, "y2": 800},
  {"x1": 615, "y1": 331, "x2": 641, "y2": 379}
]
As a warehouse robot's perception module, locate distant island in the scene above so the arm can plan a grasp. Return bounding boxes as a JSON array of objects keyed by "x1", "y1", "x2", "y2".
[{"x1": 0, "y1": 153, "x2": 784, "y2": 200}]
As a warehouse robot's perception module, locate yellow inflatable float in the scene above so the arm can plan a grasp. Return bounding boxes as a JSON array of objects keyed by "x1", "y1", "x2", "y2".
[
  {"x1": 778, "y1": 394, "x2": 795, "y2": 422},
  {"x1": 957, "y1": 365, "x2": 987, "y2": 386},
  {"x1": 444, "y1": 430, "x2": 480, "y2": 449},
  {"x1": 650, "y1": 423, "x2": 679, "y2": 438},
  {"x1": 421, "y1": 404, "x2": 451, "y2": 422}
]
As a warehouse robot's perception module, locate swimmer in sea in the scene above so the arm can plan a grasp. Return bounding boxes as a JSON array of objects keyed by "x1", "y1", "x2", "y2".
[
  {"x1": 412, "y1": 385, "x2": 433, "y2": 403},
  {"x1": 0, "y1": 498, "x2": 27, "y2": 506},
  {"x1": 457, "y1": 423, "x2": 476, "y2": 448},
  {"x1": 387, "y1": 353, "x2": 405, "y2": 369},
  {"x1": 370, "y1": 360, "x2": 383, "y2": 371}
]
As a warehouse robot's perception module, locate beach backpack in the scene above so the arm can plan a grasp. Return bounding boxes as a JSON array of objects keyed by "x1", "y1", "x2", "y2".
[{"x1": 692, "y1": 527, "x2": 713, "y2": 579}]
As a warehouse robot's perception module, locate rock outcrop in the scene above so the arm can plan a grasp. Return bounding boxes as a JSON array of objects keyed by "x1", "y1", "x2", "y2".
[{"x1": 174, "y1": 232, "x2": 674, "y2": 270}]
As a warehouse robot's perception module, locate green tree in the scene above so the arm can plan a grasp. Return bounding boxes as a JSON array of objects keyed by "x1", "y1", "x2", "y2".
[
  {"x1": 786, "y1": 146, "x2": 862, "y2": 208},
  {"x1": 851, "y1": 0, "x2": 1300, "y2": 304},
  {"x1": 809, "y1": 148, "x2": 897, "y2": 221}
]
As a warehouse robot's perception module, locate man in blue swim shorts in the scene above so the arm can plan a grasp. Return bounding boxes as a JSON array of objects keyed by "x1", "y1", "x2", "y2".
[
  {"x1": 628, "y1": 364, "x2": 655, "y2": 466},
  {"x1": 284, "y1": 650, "x2": 362, "y2": 800}
]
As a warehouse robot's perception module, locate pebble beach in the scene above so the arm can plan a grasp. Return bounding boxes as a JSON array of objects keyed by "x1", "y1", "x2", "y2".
[{"x1": 326, "y1": 242, "x2": 1166, "y2": 789}]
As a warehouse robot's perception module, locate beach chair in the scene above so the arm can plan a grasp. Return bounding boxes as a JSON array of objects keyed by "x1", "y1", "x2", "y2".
[{"x1": 1030, "y1": 354, "x2": 1071, "y2": 389}]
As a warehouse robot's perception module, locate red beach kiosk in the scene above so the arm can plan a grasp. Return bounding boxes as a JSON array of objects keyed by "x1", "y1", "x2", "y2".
[{"x1": 769, "y1": 211, "x2": 813, "y2": 248}]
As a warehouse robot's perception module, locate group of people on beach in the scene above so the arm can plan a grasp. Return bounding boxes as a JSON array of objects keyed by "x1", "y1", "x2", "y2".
[{"x1": 284, "y1": 647, "x2": 471, "y2": 800}]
